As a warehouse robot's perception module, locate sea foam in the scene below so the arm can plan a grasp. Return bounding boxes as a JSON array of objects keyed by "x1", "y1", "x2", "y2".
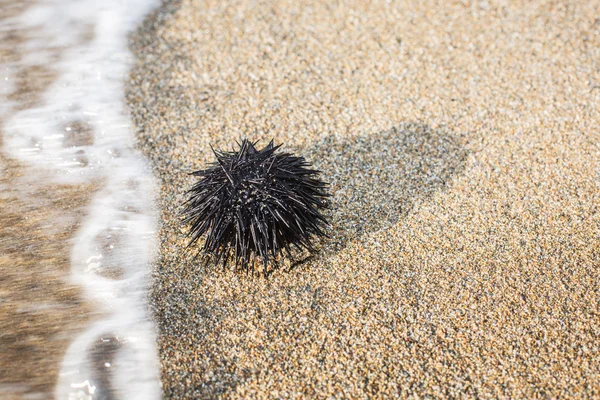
[{"x1": 1, "y1": 1, "x2": 162, "y2": 398}]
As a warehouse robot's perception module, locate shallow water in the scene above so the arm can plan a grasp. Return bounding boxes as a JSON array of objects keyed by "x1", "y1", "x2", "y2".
[{"x1": 1, "y1": 1, "x2": 161, "y2": 398}]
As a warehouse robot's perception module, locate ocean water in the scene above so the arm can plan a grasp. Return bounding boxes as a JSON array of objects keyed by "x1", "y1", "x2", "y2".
[{"x1": 1, "y1": 1, "x2": 161, "y2": 398}]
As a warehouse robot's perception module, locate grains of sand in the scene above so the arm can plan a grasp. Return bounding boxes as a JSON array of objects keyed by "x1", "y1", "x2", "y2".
[{"x1": 128, "y1": 0, "x2": 600, "y2": 398}]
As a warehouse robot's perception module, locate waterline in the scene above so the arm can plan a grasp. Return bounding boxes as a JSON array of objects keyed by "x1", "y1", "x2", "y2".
[{"x1": 1, "y1": 0, "x2": 162, "y2": 398}]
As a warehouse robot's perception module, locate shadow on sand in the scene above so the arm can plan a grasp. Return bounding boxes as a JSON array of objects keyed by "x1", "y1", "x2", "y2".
[{"x1": 306, "y1": 121, "x2": 469, "y2": 254}]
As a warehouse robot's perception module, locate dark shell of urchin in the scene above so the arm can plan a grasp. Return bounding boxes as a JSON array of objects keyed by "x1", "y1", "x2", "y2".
[{"x1": 182, "y1": 139, "x2": 329, "y2": 274}]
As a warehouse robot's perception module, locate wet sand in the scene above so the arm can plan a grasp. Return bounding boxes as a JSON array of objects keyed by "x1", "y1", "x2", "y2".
[
  {"x1": 0, "y1": 155, "x2": 95, "y2": 399},
  {"x1": 128, "y1": 0, "x2": 600, "y2": 398},
  {"x1": 0, "y1": 4, "x2": 95, "y2": 397}
]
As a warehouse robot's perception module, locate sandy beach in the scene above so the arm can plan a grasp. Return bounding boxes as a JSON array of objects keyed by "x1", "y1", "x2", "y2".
[{"x1": 128, "y1": 0, "x2": 600, "y2": 398}]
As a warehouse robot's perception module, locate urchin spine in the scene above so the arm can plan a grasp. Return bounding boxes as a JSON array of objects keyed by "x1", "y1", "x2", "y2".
[{"x1": 182, "y1": 139, "x2": 329, "y2": 274}]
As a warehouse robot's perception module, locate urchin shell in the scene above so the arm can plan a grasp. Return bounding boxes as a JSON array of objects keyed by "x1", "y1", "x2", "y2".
[{"x1": 183, "y1": 139, "x2": 329, "y2": 274}]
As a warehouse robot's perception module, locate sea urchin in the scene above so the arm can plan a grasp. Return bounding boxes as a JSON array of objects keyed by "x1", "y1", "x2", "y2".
[{"x1": 183, "y1": 139, "x2": 329, "y2": 274}]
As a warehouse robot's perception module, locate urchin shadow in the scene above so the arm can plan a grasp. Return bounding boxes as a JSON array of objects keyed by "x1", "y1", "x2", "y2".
[
  {"x1": 306, "y1": 122, "x2": 469, "y2": 254},
  {"x1": 181, "y1": 122, "x2": 468, "y2": 276}
]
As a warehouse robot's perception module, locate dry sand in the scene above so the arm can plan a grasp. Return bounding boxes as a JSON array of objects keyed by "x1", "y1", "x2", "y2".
[{"x1": 128, "y1": 0, "x2": 600, "y2": 398}]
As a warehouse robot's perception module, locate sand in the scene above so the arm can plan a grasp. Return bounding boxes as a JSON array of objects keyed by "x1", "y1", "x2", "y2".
[
  {"x1": 0, "y1": 155, "x2": 96, "y2": 399},
  {"x1": 128, "y1": 0, "x2": 600, "y2": 398},
  {"x1": 0, "y1": 4, "x2": 96, "y2": 397}
]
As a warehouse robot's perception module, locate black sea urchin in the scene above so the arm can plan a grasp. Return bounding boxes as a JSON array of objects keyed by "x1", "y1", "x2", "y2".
[{"x1": 183, "y1": 139, "x2": 329, "y2": 274}]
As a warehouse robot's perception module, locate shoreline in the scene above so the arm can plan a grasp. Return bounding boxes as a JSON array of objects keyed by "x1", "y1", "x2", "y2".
[
  {"x1": 0, "y1": 4, "x2": 96, "y2": 395},
  {"x1": 0, "y1": 1, "x2": 161, "y2": 397}
]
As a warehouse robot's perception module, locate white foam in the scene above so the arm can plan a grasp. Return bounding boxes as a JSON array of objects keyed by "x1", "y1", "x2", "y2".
[{"x1": 1, "y1": 0, "x2": 161, "y2": 399}]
